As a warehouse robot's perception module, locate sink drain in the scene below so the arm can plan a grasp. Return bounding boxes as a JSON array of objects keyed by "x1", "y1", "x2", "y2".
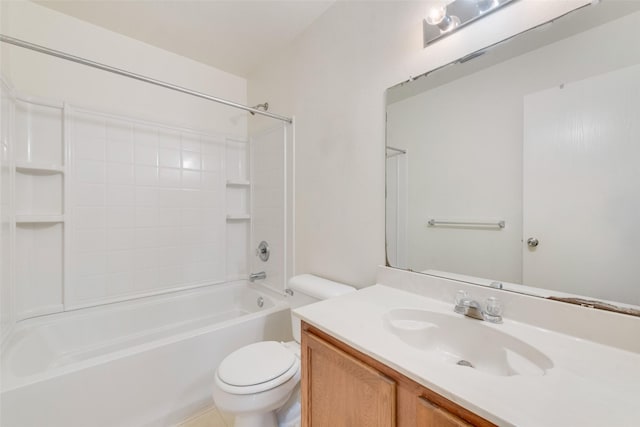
[{"x1": 457, "y1": 360, "x2": 474, "y2": 368}]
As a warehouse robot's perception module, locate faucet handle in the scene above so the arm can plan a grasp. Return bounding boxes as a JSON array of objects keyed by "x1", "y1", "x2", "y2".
[
  {"x1": 454, "y1": 290, "x2": 469, "y2": 313},
  {"x1": 483, "y1": 297, "x2": 503, "y2": 323},
  {"x1": 455, "y1": 290, "x2": 468, "y2": 304}
]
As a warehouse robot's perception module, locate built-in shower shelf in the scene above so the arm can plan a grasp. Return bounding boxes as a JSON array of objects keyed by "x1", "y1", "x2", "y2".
[
  {"x1": 16, "y1": 162, "x2": 64, "y2": 174},
  {"x1": 16, "y1": 214, "x2": 65, "y2": 224},
  {"x1": 226, "y1": 180, "x2": 250, "y2": 187},
  {"x1": 226, "y1": 214, "x2": 251, "y2": 221}
]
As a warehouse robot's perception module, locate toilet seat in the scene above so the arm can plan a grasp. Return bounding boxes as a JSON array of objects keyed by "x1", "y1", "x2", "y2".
[{"x1": 215, "y1": 341, "x2": 300, "y2": 395}]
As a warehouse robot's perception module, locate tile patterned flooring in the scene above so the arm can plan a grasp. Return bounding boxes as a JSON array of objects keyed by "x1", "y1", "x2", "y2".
[{"x1": 179, "y1": 406, "x2": 234, "y2": 427}]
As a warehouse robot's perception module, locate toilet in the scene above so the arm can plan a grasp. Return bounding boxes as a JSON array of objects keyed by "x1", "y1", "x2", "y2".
[{"x1": 212, "y1": 274, "x2": 356, "y2": 427}]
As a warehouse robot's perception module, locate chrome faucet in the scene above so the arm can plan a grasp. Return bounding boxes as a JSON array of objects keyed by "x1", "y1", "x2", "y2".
[
  {"x1": 249, "y1": 271, "x2": 266, "y2": 282},
  {"x1": 454, "y1": 291, "x2": 502, "y2": 323},
  {"x1": 454, "y1": 297, "x2": 485, "y2": 320}
]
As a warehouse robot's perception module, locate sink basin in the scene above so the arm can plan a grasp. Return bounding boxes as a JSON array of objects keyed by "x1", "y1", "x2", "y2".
[{"x1": 383, "y1": 308, "x2": 553, "y2": 377}]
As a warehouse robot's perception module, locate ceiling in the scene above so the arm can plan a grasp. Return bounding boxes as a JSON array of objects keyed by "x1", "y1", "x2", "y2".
[{"x1": 35, "y1": 0, "x2": 336, "y2": 77}]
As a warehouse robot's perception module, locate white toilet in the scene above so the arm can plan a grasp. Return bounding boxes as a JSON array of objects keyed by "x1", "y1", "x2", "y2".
[{"x1": 212, "y1": 274, "x2": 356, "y2": 427}]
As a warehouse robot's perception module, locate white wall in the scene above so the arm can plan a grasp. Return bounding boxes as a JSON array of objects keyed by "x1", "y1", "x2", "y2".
[
  {"x1": 1, "y1": 0, "x2": 247, "y2": 136},
  {"x1": 248, "y1": 0, "x2": 589, "y2": 288}
]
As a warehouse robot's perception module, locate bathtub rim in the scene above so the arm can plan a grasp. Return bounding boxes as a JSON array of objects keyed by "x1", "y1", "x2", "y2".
[{"x1": 1, "y1": 281, "x2": 290, "y2": 393}]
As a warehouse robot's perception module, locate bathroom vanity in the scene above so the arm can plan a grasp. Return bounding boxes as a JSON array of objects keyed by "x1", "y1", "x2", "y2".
[
  {"x1": 293, "y1": 268, "x2": 640, "y2": 427},
  {"x1": 359, "y1": 3, "x2": 640, "y2": 422},
  {"x1": 301, "y1": 322, "x2": 494, "y2": 426}
]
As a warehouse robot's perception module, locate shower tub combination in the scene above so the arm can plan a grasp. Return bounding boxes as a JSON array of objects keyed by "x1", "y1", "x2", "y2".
[
  {"x1": 0, "y1": 281, "x2": 291, "y2": 427},
  {"x1": 0, "y1": 31, "x2": 295, "y2": 427}
]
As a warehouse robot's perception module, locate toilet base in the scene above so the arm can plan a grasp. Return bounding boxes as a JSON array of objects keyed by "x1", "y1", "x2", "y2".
[
  {"x1": 234, "y1": 411, "x2": 277, "y2": 427},
  {"x1": 212, "y1": 366, "x2": 301, "y2": 427}
]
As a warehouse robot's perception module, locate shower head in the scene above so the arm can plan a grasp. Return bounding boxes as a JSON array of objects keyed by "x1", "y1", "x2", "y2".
[{"x1": 249, "y1": 102, "x2": 269, "y2": 115}]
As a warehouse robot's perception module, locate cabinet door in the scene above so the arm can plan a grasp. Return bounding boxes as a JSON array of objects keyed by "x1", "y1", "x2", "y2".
[
  {"x1": 416, "y1": 396, "x2": 472, "y2": 427},
  {"x1": 302, "y1": 331, "x2": 396, "y2": 427}
]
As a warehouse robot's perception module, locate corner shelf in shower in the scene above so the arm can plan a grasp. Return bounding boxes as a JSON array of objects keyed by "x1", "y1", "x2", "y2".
[
  {"x1": 226, "y1": 214, "x2": 251, "y2": 220},
  {"x1": 226, "y1": 180, "x2": 250, "y2": 187},
  {"x1": 15, "y1": 161, "x2": 65, "y2": 174},
  {"x1": 16, "y1": 215, "x2": 65, "y2": 224},
  {"x1": 11, "y1": 95, "x2": 67, "y2": 320}
]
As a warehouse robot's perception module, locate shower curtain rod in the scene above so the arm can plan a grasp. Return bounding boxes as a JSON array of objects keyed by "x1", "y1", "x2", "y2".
[{"x1": 0, "y1": 34, "x2": 293, "y2": 124}]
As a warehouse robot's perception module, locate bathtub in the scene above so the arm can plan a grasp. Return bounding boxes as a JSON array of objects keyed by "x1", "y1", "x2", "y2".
[{"x1": 0, "y1": 281, "x2": 291, "y2": 427}]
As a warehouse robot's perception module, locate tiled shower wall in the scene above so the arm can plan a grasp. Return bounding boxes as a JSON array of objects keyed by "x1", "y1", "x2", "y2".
[
  {"x1": 68, "y1": 109, "x2": 228, "y2": 307},
  {"x1": 3, "y1": 87, "x2": 255, "y2": 320}
]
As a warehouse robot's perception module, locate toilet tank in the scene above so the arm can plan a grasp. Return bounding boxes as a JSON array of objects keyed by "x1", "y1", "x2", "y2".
[{"x1": 288, "y1": 274, "x2": 356, "y2": 343}]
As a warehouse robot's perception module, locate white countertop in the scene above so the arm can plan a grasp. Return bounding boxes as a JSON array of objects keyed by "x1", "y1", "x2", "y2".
[{"x1": 293, "y1": 284, "x2": 640, "y2": 427}]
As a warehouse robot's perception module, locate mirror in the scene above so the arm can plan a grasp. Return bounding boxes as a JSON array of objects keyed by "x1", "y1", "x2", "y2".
[{"x1": 385, "y1": 1, "x2": 640, "y2": 313}]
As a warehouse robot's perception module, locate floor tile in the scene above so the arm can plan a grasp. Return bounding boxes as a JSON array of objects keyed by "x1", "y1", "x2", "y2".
[
  {"x1": 218, "y1": 409, "x2": 235, "y2": 427},
  {"x1": 179, "y1": 406, "x2": 227, "y2": 427}
]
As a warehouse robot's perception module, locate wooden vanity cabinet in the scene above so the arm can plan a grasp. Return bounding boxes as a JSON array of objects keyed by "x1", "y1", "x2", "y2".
[
  {"x1": 415, "y1": 397, "x2": 473, "y2": 427},
  {"x1": 301, "y1": 322, "x2": 496, "y2": 427},
  {"x1": 302, "y1": 329, "x2": 396, "y2": 426}
]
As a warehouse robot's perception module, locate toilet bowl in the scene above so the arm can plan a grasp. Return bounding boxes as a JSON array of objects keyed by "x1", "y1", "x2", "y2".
[
  {"x1": 212, "y1": 274, "x2": 355, "y2": 427},
  {"x1": 212, "y1": 341, "x2": 301, "y2": 427}
]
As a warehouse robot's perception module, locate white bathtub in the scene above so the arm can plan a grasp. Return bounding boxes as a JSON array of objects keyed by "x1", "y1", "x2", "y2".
[{"x1": 0, "y1": 281, "x2": 291, "y2": 427}]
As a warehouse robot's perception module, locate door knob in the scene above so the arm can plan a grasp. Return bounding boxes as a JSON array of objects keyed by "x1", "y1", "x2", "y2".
[{"x1": 527, "y1": 237, "x2": 539, "y2": 248}]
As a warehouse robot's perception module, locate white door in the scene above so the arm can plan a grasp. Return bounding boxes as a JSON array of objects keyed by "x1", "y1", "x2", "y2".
[{"x1": 523, "y1": 64, "x2": 640, "y2": 305}]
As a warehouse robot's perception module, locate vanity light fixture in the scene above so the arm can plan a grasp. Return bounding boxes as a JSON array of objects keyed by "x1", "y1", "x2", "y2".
[
  {"x1": 423, "y1": 0, "x2": 518, "y2": 47},
  {"x1": 425, "y1": 4, "x2": 461, "y2": 33},
  {"x1": 425, "y1": 5, "x2": 447, "y2": 25},
  {"x1": 476, "y1": 0, "x2": 500, "y2": 14}
]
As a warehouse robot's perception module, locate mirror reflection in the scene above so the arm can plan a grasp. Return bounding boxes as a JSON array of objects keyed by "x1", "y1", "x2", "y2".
[{"x1": 385, "y1": 2, "x2": 640, "y2": 310}]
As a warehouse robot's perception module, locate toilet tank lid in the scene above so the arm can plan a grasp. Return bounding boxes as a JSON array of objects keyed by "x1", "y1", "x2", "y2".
[{"x1": 288, "y1": 274, "x2": 356, "y2": 300}]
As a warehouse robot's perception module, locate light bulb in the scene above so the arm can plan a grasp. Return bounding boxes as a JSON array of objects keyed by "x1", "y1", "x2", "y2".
[
  {"x1": 425, "y1": 5, "x2": 447, "y2": 25},
  {"x1": 438, "y1": 15, "x2": 461, "y2": 33},
  {"x1": 476, "y1": 0, "x2": 499, "y2": 13}
]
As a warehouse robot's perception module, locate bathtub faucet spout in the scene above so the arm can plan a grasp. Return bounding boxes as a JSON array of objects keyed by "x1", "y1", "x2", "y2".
[{"x1": 249, "y1": 271, "x2": 266, "y2": 282}]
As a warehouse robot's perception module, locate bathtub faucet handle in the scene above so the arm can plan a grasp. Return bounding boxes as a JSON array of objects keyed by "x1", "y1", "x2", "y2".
[{"x1": 256, "y1": 241, "x2": 270, "y2": 262}]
